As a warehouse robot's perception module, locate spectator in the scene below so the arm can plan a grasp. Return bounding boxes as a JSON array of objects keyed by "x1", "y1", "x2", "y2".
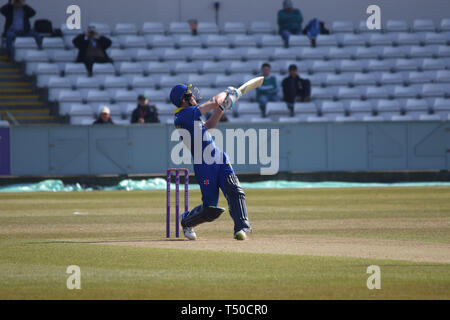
[
  {"x1": 281, "y1": 64, "x2": 311, "y2": 117},
  {"x1": 277, "y1": 0, "x2": 303, "y2": 48},
  {"x1": 93, "y1": 106, "x2": 114, "y2": 124},
  {"x1": 256, "y1": 63, "x2": 279, "y2": 117},
  {"x1": 1, "y1": 0, "x2": 42, "y2": 57},
  {"x1": 131, "y1": 94, "x2": 160, "y2": 124},
  {"x1": 303, "y1": 18, "x2": 330, "y2": 47},
  {"x1": 188, "y1": 19, "x2": 198, "y2": 36},
  {"x1": 73, "y1": 25, "x2": 113, "y2": 76}
]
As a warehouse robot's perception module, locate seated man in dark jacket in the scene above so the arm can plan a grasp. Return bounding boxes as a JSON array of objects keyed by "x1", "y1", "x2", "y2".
[
  {"x1": 281, "y1": 64, "x2": 311, "y2": 117},
  {"x1": 131, "y1": 95, "x2": 160, "y2": 124},
  {"x1": 73, "y1": 25, "x2": 113, "y2": 76},
  {"x1": 1, "y1": 0, "x2": 42, "y2": 57}
]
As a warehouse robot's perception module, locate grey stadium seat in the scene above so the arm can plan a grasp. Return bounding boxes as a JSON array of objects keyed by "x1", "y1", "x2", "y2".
[
  {"x1": 380, "y1": 46, "x2": 407, "y2": 59},
  {"x1": 42, "y1": 37, "x2": 65, "y2": 49},
  {"x1": 339, "y1": 59, "x2": 365, "y2": 73},
  {"x1": 92, "y1": 63, "x2": 116, "y2": 76},
  {"x1": 197, "y1": 22, "x2": 219, "y2": 35},
  {"x1": 144, "y1": 61, "x2": 172, "y2": 74},
  {"x1": 365, "y1": 33, "x2": 393, "y2": 46},
  {"x1": 339, "y1": 33, "x2": 366, "y2": 46},
  {"x1": 325, "y1": 73, "x2": 353, "y2": 86},
  {"x1": 392, "y1": 32, "x2": 420, "y2": 46},
  {"x1": 421, "y1": 58, "x2": 446, "y2": 71},
  {"x1": 351, "y1": 72, "x2": 377, "y2": 86},
  {"x1": 440, "y1": 18, "x2": 450, "y2": 32},
  {"x1": 108, "y1": 49, "x2": 132, "y2": 62},
  {"x1": 141, "y1": 22, "x2": 165, "y2": 35},
  {"x1": 374, "y1": 99, "x2": 401, "y2": 119},
  {"x1": 315, "y1": 34, "x2": 338, "y2": 47},
  {"x1": 311, "y1": 87, "x2": 335, "y2": 100},
  {"x1": 147, "y1": 35, "x2": 175, "y2": 48},
  {"x1": 57, "y1": 89, "x2": 83, "y2": 103},
  {"x1": 200, "y1": 61, "x2": 228, "y2": 74},
  {"x1": 327, "y1": 47, "x2": 352, "y2": 60},
  {"x1": 244, "y1": 47, "x2": 273, "y2": 61},
  {"x1": 258, "y1": 34, "x2": 284, "y2": 47},
  {"x1": 404, "y1": 98, "x2": 430, "y2": 117},
  {"x1": 249, "y1": 21, "x2": 274, "y2": 34},
  {"x1": 336, "y1": 87, "x2": 364, "y2": 100},
  {"x1": 23, "y1": 49, "x2": 49, "y2": 62},
  {"x1": 351, "y1": 46, "x2": 381, "y2": 59},
  {"x1": 436, "y1": 70, "x2": 450, "y2": 83},
  {"x1": 364, "y1": 86, "x2": 392, "y2": 99},
  {"x1": 129, "y1": 75, "x2": 157, "y2": 89},
  {"x1": 406, "y1": 46, "x2": 434, "y2": 59},
  {"x1": 331, "y1": 21, "x2": 354, "y2": 33},
  {"x1": 421, "y1": 83, "x2": 446, "y2": 98},
  {"x1": 127, "y1": 48, "x2": 160, "y2": 61},
  {"x1": 272, "y1": 47, "x2": 297, "y2": 60},
  {"x1": 266, "y1": 102, "x2": 290, "y2": 117},
  {"x1": 169, "y1": 22, "x2": 190, "y2": 35},
  {"x1": 190, "y1": 48, "x2": 219, "y2": 61},
  {"x1": 173, "y1": 61, "x2": 200, "y2": 74},
  {"x1": 114, "y1": 23, "x2": 138, "y2": 35},
  {"x1": 223, "y1": 22, "x2": 246, "y2": 35},
  {"x1": 347, "y1": 100, "x2": 374, "y2": 119},
  {"x1": 229, "y1": 34, "x2": 257, "y2": 47},
  {"x1": 202, "y1": 34, "x2": 230, "y2": 48},
  {"x1": 406, "y1": 71, "x2": 433, "y2": 84},
  {"x1": 432, "y1": 98, "x2": 450, "y2": 116},
  {"x1": 187, "y1": 74, "x2": 217, "y2": 88},
  {"x1": 366, "y1": 59, "x2": 395, "y2": 72},
  {"x1": 392, "y1": 85, "x2": 421, "y2": 99},
  {"x1": 386, "y1": 20, "x2": 409, "y2": 32},
  {"x1": 215, "y1": 74, "x2": 249, "y2": 88},
  {"x1": 119, "y1": 35, "x2": 147, "y2": 48},
  {"x1": 141, "y1": 89, "x2": 167, "y2": 102},
  {"x1": 299, "y1": 47, "x2": 328, "y2": 59},
  {"x1": 159, "y1": 75, "x2": 189, "y2": 88},
  {"x1": 412, "y1": 19, "x2": 436, "y2": 32},
  {"x1": 234, "y1": 102, "x2": 260, "y2": 116},
  {"x1": 48, "y1": 49, "x2": 77, "y2": 63},
  {"x1": 320, "y1": 101, "x2": 346, "y2": 117},
  {"x1": 389, "y1": 114, "x2": 414, "y2": 121},
  {"x1": 176, "y1": 35, "x2": 202, "y2": 48},
  {"x1": 289, "y1": 35, "x2": 310, "y2": 47},
  {"x1": 84, "y1": 89, "x2": 111, "y2": 104},
  {"x1": 113, "y1": 89, "x2": 138, "y2": 103},
  {"x1": 420, "y1": 32, "x2": 448, "y2": 45},
  {"x1": 394, "y1": 58, "x2": 420, "y2": 72},
  {"x1": 379, "y1": 72, "x2": 405, "y2": 85},
  {"x1": 418, "y1": 113, "x2": 443, "y2": 121}
]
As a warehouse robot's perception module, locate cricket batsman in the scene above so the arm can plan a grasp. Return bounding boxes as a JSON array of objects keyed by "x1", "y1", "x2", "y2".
[{"x1": 169, "y1": 84, "x2": 251, "y2": 241}]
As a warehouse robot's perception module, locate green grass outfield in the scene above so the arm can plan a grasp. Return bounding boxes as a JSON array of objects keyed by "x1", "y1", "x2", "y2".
[{"x1": 0, "y1": 187, "x2": 449, "y2": 299}]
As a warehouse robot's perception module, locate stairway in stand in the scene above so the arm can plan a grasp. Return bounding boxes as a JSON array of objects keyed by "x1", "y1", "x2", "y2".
[{"x1": 0, "y1": 51, "x2": 58, "y2": 125}]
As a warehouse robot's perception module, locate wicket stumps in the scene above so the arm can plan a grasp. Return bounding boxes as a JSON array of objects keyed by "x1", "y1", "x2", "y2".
[{"x1": 166, "y1": 168, "x2": 189, "y2": 238}]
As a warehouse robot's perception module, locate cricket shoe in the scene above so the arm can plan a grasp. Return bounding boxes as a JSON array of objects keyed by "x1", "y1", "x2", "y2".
[
  {"x1": 234, "y1": 228, "x2": 251, "y2": 241},
  {"x1": 182, "y1": 227, "x2": 197, "y2": 240}
]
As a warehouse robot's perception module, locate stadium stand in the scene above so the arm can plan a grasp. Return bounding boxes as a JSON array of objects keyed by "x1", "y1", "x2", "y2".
[{"x1": 4, "y1": 18, "x2": 450, "y2": 125}]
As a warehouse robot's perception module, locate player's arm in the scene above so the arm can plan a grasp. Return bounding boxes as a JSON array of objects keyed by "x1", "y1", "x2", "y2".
[
  {"x1": 204, "y1": 107, "x2": 224, "y2": 130},
  {"x1": 197, "y1": 91, "x2": 227, "y2": 115}
]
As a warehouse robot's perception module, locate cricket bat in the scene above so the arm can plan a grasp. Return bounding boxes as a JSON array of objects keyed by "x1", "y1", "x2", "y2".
[
  {"x1": 219, "y1": 76, "x2": 265, "y2": 111},
  {"x1": 237, "y1": 76, "x2": 265, "y2": 97}
]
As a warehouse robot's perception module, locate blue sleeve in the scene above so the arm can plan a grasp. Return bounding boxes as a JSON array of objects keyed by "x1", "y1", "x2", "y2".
[{"x1": 193, "y1": 106, "x2": 202, "y2": 120}]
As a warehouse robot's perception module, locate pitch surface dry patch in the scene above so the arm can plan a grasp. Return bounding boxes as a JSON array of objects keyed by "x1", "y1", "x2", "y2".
[{"x1": 97, "y1": 235, "x2": 450, "y2": 263}]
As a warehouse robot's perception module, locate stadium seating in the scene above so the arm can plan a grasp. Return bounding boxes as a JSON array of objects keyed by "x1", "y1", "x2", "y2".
[{"x1": 13, "y1": 18, "x2": 450, "y2": 124}]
